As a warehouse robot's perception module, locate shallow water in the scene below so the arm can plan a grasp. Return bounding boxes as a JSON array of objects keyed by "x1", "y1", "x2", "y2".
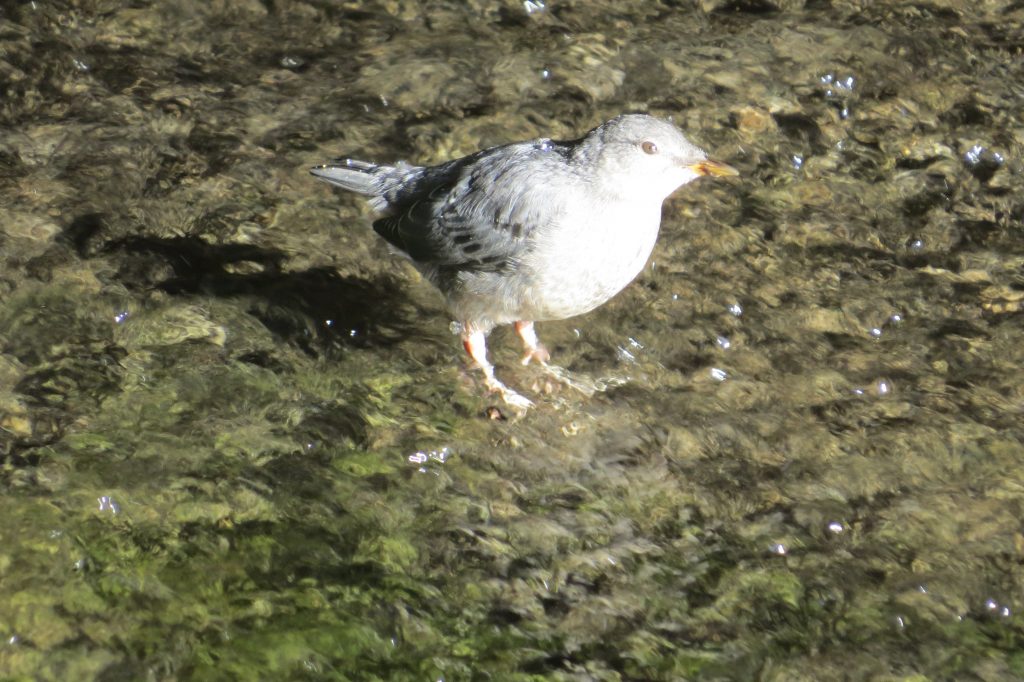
[{"x1": 2, "y1": 0, "x2": 1024, "y2": 679}]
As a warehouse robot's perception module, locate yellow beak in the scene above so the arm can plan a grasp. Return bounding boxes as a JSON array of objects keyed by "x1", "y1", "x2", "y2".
[{"x1": 689, "y1": 159, "x2": 739, "y2": 177}]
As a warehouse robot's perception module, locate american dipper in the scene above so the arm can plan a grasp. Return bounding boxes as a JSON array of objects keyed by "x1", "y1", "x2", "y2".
[{"x1": 311, "y1": 114, "x2": 737, "y2": 408}]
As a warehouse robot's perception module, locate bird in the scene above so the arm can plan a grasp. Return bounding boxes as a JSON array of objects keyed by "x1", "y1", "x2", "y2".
[{"x1": 310, "y1": 114, "x2": 737, "y2": 409}]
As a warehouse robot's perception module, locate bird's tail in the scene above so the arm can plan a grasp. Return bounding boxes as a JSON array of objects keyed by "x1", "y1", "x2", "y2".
[{"x1": 309, "y1": 159, "x2": 384, "y2": 196}]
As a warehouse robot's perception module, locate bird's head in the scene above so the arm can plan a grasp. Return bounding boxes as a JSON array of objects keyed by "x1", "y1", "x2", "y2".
[{"x1": 577, "y1": 114, "x2": 737, "y2": 202}]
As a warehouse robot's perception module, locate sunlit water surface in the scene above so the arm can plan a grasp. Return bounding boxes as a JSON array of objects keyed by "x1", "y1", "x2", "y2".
[{"x1": 2, "y1": 1, "x2": 1024, "y2": 679}]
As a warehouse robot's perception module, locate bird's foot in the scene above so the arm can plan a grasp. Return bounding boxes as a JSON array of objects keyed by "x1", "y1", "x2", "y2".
[
  {"x1": 464, "y1": 327, "x2": 534, "y2": 410},
  {"x1": 515, "y1": 321, "x2": 550, "y2": 366},
  {"x1": 484, "y1": 376, "x2": 534, "y2": 410},
  {"x1": 520, "y1": 345, "x2": 551, "y2": 366}
]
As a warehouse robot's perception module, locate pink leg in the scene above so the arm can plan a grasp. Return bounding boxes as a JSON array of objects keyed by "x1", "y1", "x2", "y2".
[
  {"x1": 514, "y1": 321, "x2": 550, "y2": 366},
  {"x1": 515, "y1": 321, "x2": 598, "y2": 397},
  {"x1": 462, "y1": 327, "x2": 533, "y2": 409},
  {"x1": 462, "y1": 329, "x2": 498, "y2": 388}
]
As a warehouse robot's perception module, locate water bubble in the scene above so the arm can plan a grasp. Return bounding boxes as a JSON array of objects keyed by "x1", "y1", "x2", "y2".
[
  {"x1": 710, "y1": 367, "x2": 728, "y2": 382},
  {"x1": 819, "y1": 72, "x2": 855, "y2": 92},
  {"x1": 963, "y1": 144, "x2": 986, "y2": 166},
  {"x1": 540, "y1": 69, "x2": 551, "y2": 80},
  {"x1": 770, "y1": 543, "x2": 787, "y2": 556},
  {"x1": 792, "y1": 155, "x2": 804, "y2": 170},
  {"x1": 409, "y1": 447, "x2": 449, "y2": 470},
  {"x1": 895, "y1": 615, "x2": 905, "y2": 629},
  {"x1": 114, "y1": 310, "x2": 130, "y2": 324},
  {"x1": 280, "y1": 55, "x2": 304, "y2": 69},
  {"x1": 523, "y1": 0, "x2": 546, "y2": 12},
  {"x1": 870, "y1": 327, "x2": 882, "y2": 338},
  {"x1": 97, "y1": 496, "x2": 120, "y2": 515},
  {"x1": 827, "y1": 521, "x2": 844, "y2": 534},
  {"x1": 961, "y1": 144, "x2": 1005, "y2": 181},
  {"x1": 716, "y1": 335, "x2": 731, "y2": 349},
  {"x1": 728, "y1": 303, "x2": 743, "y2": 316}
]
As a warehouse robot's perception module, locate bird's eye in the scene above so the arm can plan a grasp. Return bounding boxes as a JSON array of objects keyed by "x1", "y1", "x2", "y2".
[{"x1": 641, "y1": 140, "x2": 659, "y2": 155}]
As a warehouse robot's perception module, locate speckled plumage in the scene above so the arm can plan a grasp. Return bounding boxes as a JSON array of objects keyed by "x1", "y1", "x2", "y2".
[{"x1": 312, "y1": 114, "x2": 736, "y2": 407}]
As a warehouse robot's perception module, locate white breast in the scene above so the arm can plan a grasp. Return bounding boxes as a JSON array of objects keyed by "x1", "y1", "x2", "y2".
[{"x1": 523, "y1": 199, "x2": 663, "y2": 321}]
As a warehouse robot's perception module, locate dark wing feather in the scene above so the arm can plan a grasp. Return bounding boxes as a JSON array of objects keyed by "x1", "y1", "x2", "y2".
[{"x1": 372, "y1": 141, "x2": 574, "y2": 272}]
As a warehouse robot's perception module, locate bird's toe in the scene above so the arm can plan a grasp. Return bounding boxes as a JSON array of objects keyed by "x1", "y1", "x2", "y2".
[
  {"x1": 484, "y1": 376, "x2": 534, "y2": 410},
  {"x1": 520, "y1": 345, "x2": 551, "y2": 366}
]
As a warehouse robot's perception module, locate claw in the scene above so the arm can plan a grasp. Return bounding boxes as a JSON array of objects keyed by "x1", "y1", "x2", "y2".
[
  {"x1": 515, "y1": 320, "x2": 550, "y2": 365},
  {"x1": 462, "y1": 325, "x2": 534, "y2": 409},
  {"x1": 520, "y1": 347, "x2": 550, "y2": 366},
  {"x1": 485, "y1": 376, "x2": 534, "y2": 409}
]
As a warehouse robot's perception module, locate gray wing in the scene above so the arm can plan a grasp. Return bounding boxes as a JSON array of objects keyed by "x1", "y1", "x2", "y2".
[{"x1": 372, "y1": 141, "x2": 574, "y2": 272}]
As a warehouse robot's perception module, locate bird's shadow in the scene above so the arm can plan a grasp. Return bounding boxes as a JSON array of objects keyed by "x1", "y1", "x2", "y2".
[{"x1": 97, "y1": 230, "x2": 420, "y2": 358}]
